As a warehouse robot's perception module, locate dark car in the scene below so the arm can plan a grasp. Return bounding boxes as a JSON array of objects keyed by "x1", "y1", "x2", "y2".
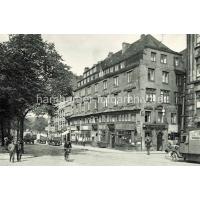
[
  {"x1": 48, "y1": 136, "x2": 62, "y2": 146},
  {"x1": 24, "y1": 133, "x2": 35, "y2": 144}
]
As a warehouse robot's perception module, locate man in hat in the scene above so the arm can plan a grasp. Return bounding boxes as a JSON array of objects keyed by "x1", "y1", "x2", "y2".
[{"x1": 145, "y1": 135, "x2": 152, "y2": 155}]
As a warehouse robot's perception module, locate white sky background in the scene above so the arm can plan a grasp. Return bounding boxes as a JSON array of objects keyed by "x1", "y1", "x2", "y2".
[{"x1": 0, "y1": 34, "x2": 186, "y2": 75}]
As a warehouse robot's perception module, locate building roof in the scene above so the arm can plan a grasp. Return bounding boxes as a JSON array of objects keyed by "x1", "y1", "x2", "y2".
[
  {"x1": 101, "y1": 34, "x2": 181, "y2": 70},
  {"x1": 179, "y1": 48, "x2": 187, "y2": 56},
  {"x1": 77, "y1": 34, "x2": 182, "y2": 89}
]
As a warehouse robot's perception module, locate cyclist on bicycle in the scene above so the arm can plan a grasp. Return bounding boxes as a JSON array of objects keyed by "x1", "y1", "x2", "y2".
[
  {"x1": 64, "y1": 140, "x2": 72, "y2": 161},
  {"x1": 64, "y1": 140, "x2": 72, "y2": 149}
]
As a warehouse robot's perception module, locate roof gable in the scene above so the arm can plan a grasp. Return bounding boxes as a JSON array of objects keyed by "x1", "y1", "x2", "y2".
[{"x1": 101, "y1": 34, "x2": 180, "y2": 70}]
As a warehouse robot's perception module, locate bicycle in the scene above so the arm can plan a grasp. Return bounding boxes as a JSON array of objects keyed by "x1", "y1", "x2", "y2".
[{"x1": 64, "y1": 148, "x2": 71, "y2": 161}]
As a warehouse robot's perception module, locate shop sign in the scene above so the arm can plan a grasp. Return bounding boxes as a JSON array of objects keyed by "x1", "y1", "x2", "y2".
[
  {"x1": 115, "y1": 123, "x2": 136, "y2": 130},
  {"x1": 70, "y1": 126, "x2": 77, "y2": 131},
  {"x1": 168, "y1": 124, "x2": 178, "y2": 133},
  {"x1": 81, "y1": 125, "x2": 91, "y2": 131},
  {"x1": 98, "y1": 124, "x2": 107, "y2": 130},
  {"x1": 143, "y1": 124, "x2": 167, "y2": 130}
]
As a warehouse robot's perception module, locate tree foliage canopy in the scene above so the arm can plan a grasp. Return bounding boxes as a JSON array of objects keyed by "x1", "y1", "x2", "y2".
[{"x1": 0, "y1": 34, "x2": 77, "y2": 144}]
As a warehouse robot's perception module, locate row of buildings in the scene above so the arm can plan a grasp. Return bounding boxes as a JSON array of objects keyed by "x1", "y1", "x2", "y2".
[{"x1": 49, "y1": 34, "x2": 186, "y2": 150}]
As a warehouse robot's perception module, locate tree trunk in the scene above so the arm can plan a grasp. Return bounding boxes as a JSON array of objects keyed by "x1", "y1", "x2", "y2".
[
  {"x1": 1, "y1": 119, "x2": 4, "y2": 146},
  {"x1": 7, "y1": 119, "x2": 11, "y2": 139},
  {"x1": 19, "y1": 116, "x2": 25, "y2": 153},
  {"x1": 17, "y1": 119, "x2": 20, "y2": 140}
]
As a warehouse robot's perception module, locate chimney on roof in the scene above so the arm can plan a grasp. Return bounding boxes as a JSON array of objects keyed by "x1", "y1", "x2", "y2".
[
  {"x1": 122, "y1": 42, "x2": 130, "y2": 54},
  {"x1": 84, "y1": 67, "x2": 89, "y2": 72},
  {"x1": 140, "y1": 34, "x2": 145, "y2": 39},
  {"x1": 107, "y1": 52, "x2": 113, "y2": 58}
]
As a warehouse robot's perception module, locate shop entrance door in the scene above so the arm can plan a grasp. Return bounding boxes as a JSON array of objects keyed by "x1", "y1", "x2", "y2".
[{"x1": 157, "y1": 132, "x2": 163, "y2": 151}]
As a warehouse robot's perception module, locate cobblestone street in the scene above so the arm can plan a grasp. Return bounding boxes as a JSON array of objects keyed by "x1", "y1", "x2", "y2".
[{"x1": 0, "y1": 144, "x2": 199, "y2": 166}]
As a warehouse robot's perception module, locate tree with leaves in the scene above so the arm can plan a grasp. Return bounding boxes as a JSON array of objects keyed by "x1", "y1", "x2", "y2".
[{"x1": 0, "y1": 34, "x2": 76, "y2": 149}]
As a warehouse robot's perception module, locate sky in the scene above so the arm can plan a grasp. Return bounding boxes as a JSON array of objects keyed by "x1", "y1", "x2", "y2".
[{"x1": 0, "y1": 34, "x2": 186, "y2": 75}]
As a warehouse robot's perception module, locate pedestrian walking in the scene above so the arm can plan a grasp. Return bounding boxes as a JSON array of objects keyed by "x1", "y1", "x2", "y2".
[
  {"x1": 82, "y1": 137, "x2": 86, "y2": 147},
  {"x1": 16, "y1": 140, "x2": 22, "y2": 162},
  {"x1": 145, "y1": 135, "x2": 152, "y2": 155},
  {"x1": 8, "y1": 140, "x2": 16, "y2": 163}
]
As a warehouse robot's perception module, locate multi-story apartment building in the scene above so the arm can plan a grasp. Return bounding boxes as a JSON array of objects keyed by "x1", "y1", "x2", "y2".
[
  {"x1": 50, "y1": 96, "x2": 73, "y2": 133},
  {"x1": 68, "y1": 34, "x2": 185, "y2": 150},
  {"x1": 185, "y1": 34, "x2": 200, "y2": 131}
]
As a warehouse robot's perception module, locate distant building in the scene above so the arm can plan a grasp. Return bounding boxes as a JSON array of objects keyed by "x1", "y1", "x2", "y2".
[
  {"x1": 50, "y1": 96, "x2": 73, "y2": 133},
  {"x1": 66, "y1": 34, "x2": 185, "y2": 150}
]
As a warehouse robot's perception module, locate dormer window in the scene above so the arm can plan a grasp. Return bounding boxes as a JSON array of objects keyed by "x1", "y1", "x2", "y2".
[{"x1": 114, "y1": 65, "x2": 119, "y2": 71}]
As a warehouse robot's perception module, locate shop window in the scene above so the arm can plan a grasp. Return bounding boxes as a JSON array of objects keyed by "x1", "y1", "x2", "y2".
[{"x1": 145, "y1": 131, "x2": 152, "y2": 137}]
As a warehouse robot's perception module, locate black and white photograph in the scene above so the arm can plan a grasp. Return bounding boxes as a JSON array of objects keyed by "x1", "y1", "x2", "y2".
[
  {"x1": 1, "y1": 1, "x2": 200, "y2": 200},
  {"x1": 0, "y1": 34, "x2": 200, "y2": 166}
]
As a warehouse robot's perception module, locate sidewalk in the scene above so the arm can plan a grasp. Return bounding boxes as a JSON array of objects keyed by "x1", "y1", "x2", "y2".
[{"x1": 72, "y1": 144, "x2": 165, "y2": 154}]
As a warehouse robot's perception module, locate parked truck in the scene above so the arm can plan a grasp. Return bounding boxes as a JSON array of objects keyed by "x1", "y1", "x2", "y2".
[
  {"x1": 179, "y1": 129, "x2": 200, "y2": 162},
  {"x1": 24, "y1": 131, "x2": 36, "y2": 144},
  {"x1": 37, "y1": 134, "x2": 47, "y2": 144},
  {"x1": 48, "y1": 134, "x2": 62, "y2": 146}
]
